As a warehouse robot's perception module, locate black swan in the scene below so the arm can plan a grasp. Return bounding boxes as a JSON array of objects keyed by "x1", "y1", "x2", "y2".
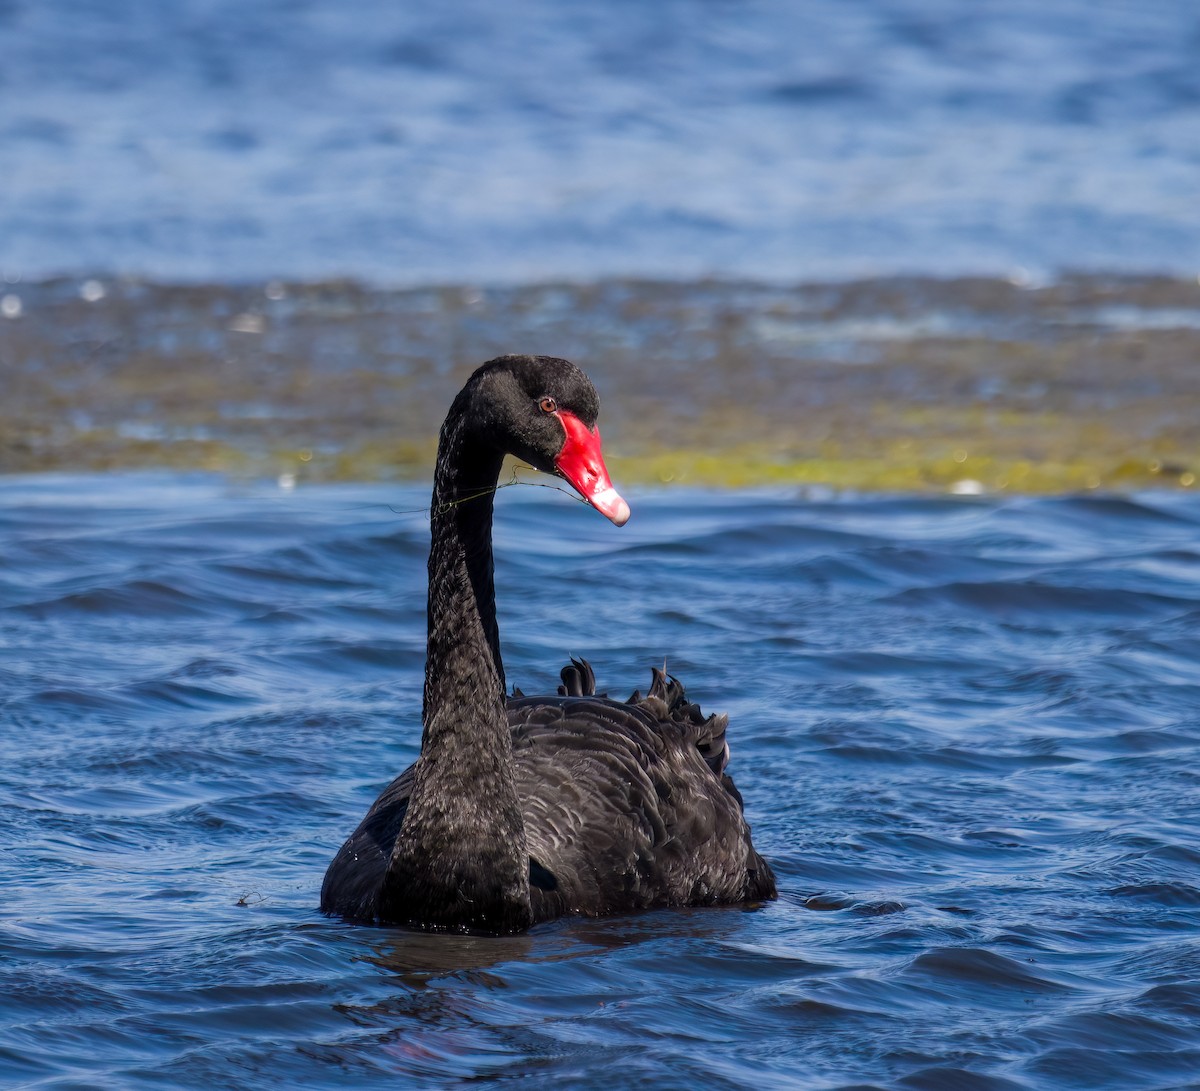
[{"x1": 321, "y1": 354, "x2": 776, "y2": 932}]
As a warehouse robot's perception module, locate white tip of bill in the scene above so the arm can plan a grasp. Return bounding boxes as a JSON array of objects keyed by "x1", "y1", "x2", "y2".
[{"x1": 590, "y1": 486, "x2": 631, "y2": 527}]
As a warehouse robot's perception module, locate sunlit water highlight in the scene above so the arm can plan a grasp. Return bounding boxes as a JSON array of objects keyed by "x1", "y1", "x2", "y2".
[{"x1": 2, "y1": 474, "x2": 1199, "y2": 1089}]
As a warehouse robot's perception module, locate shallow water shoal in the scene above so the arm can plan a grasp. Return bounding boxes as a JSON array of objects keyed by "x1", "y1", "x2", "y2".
[{"x1": 2, "y1": 274, "x2": 1198, "y2": 493}]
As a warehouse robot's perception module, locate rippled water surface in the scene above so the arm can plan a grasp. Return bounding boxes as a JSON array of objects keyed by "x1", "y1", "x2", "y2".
[{"x1": 3, "y1": 474, "x2": 1200, "y2": 1089}]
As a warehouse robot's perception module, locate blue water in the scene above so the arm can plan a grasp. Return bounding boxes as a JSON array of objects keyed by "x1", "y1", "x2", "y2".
[
  {"x1": 3, "y1": 473, "x2": 1199, "y2": 1088},
  {"x1": 1, "y1": 0, "x2": 1199, "y2": 283}
]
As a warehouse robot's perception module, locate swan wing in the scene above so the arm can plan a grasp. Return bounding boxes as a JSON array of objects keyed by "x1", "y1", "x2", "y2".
[{"x1": 508, "y1": 687, "x2": 773, "y2": 922}]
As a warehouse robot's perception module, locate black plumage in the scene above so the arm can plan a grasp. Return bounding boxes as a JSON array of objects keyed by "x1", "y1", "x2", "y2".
[{"x1": 320, "y1": 355, "x2": 776, "y2": 933}]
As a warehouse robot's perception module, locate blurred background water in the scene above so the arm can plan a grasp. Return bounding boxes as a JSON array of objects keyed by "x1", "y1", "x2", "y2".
[
  {"x1": 0, "y1": 0, "x2": 1198, "y2": 284},
  {"x1": 3, "y1": 4, "x2": 1200, "y2": 1089}
]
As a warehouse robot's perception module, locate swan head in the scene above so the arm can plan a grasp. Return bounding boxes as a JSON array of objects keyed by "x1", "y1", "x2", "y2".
[{"x1": 463, "y1": 355, "x2": 630, "y2": 526}]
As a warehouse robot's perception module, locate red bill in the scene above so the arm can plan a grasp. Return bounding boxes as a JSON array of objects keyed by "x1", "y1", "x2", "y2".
[{"x1": 553, "y1": 410, "x2": 630, "y2": 526}]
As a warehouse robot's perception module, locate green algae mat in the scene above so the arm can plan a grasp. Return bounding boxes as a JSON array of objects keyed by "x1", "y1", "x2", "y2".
[{"x1": 2, "y1": 275, "x2": 1197, "y2": 494}]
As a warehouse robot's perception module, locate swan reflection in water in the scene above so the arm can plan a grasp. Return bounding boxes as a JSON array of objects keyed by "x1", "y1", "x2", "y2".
[{"x1": 331, "y1": 904, "x2": 769, "y2": 1076}]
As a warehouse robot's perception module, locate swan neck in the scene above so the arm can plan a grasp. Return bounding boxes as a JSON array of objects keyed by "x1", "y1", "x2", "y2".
[
  {"x1": 384, "y1": 412, "x2": 532, "y2": 931},
  {"x1": 423, "y1": 426, "x2": 507, "y2": 733}
]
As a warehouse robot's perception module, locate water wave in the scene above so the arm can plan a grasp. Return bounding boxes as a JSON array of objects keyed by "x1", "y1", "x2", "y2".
[{"x1": 1, "y1": 474, "x2": 1198, "y2": 1088}]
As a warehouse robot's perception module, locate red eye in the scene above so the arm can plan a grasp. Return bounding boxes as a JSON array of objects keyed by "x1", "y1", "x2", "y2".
[{"x1": 539, "y1": 396, "x2": 557, "y2": 414}]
